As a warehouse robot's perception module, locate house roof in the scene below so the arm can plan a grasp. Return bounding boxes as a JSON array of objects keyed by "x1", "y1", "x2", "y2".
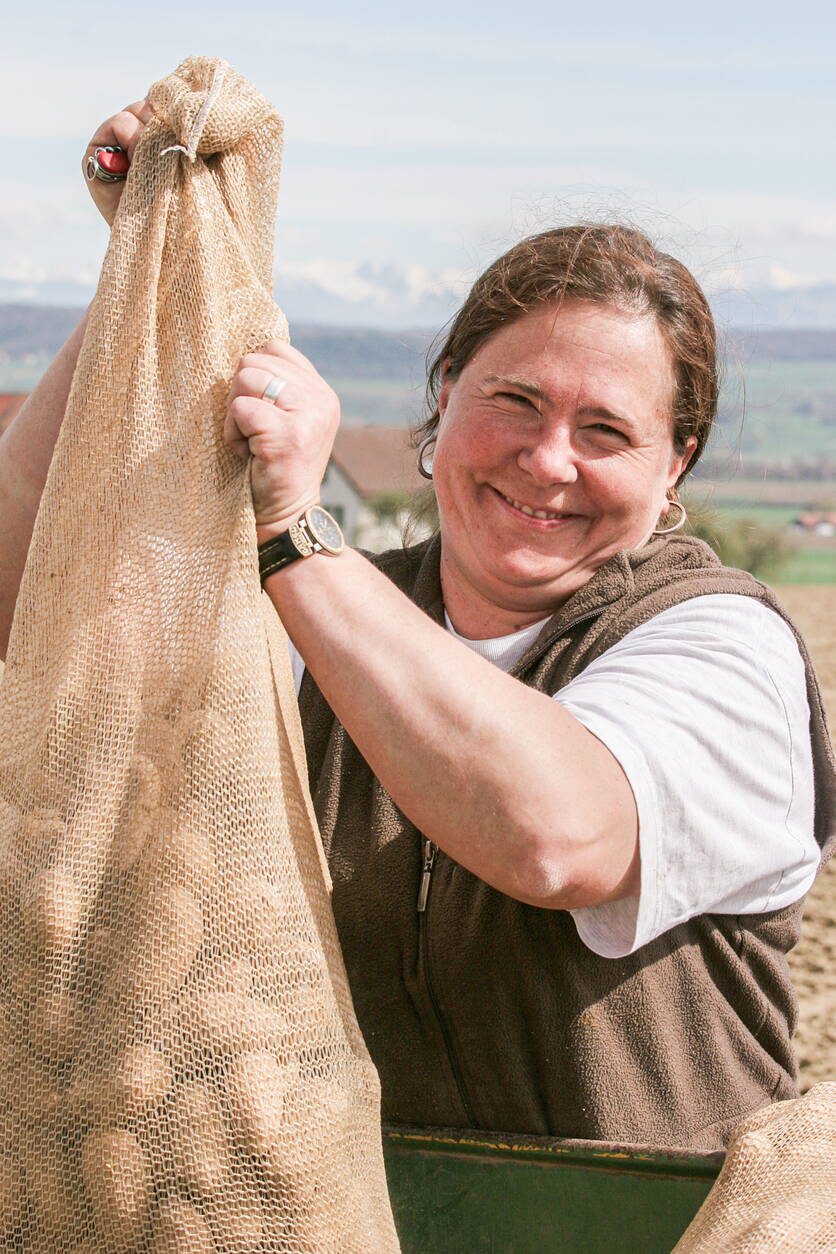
[
  {"x1": 795, "y1": 510, "x2": 836, "y2": 527},
  {"x1": 330, "y1": 425, "x2": 426, "y2": 498},
  {"x1": 0, "y1": 394, "x2": 27, "y2": 433}
]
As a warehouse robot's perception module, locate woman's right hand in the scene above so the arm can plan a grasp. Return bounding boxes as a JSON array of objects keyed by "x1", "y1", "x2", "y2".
[{"x1": 82, "y1": 101, "x2": 154, "y2": 226}]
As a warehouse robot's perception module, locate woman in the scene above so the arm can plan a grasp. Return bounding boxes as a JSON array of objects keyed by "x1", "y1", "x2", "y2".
[{"x1": 1, "y1": 105, "x2": 832, "y2": 1152}]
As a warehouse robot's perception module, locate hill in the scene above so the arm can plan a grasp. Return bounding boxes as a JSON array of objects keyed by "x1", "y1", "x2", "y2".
[
  {"x1": 6, "y1": 304, "x2": 836, "y2": 376},
  {"x1": 1, "y1": 306, "x2": 835, "y2": 472},
  {"x1": 0, "y1": 305, "x2": 432, "y2": 381},
  {"x1": 7, "y1": 273, "x2": 836, "y2": 330}
]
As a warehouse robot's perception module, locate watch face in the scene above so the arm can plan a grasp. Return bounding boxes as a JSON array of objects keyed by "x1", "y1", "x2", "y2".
[{"x1": 307, "y1": 506, "x2": 345, "y2": 554}]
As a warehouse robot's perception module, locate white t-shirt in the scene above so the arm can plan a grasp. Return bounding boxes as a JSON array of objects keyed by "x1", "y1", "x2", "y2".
[{"x1": 289, "y1": 593, "x2": 819, "y2": 960}]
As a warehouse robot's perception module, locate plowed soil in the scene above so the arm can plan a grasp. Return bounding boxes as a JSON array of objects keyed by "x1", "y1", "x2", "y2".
[{"x1": 776, "y1": 585, "x2": 835, "y2": 1090}]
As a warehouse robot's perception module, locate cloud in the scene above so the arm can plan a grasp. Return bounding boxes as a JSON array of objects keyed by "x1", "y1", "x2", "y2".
[
  {"x1": 763, "y1": 263, "x2": 831, "y2": 291},
  {"x1": 1, "y1": 10, "x2": 834, "y2": 324},
  {"x1": 278, "y1": 259, "x2": 467, "y2": 306}
]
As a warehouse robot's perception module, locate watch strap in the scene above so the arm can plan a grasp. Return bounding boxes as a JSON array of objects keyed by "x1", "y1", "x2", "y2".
[{"x1": 258, "y1": 520, "x2": 316, "y2": 583}]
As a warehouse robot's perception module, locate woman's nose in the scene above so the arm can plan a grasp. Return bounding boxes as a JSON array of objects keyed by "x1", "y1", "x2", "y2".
[{"x1": 517, "y1": 429, "x2": 579, "y2": 486}]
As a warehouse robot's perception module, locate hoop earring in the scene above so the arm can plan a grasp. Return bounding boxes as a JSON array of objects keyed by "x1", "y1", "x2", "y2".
[
  {"x1": 417, "y1": 435, "x2": 436, "y2": 480},
  {"x1": 653, "y1": 499, "x2": 687, "y2": 535}
]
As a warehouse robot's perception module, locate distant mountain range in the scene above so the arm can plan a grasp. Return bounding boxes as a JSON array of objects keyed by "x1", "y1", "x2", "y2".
[
  {"x1": 3, "y1": 304, "x2": 836, "y2": 385},
  {"x1": 0, "y1": 267, "x2": 461, "y2": 333},
  {"x1": 1, "y1": 300, "x2": 836, "y2": 398},
  {"x1": 711, "y1": 285, "x2": 836, "y2": 336},
  {"x1": 4, "y1": 270, "x2": 836, "y2": 333},
  {"x1": 0, "y1": 305, "x2": 433, "y2": 382}
]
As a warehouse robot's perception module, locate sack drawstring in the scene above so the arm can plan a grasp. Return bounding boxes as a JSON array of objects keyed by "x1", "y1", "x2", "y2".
[{"x1": 160, "y1": 61, "x2": 228, "y2": 161}]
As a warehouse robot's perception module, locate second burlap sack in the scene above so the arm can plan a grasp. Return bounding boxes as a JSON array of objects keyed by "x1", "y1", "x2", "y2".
[
  {"x1": 672, "y1": 1083, "x2": 836, "y2": 1253},
  {"x1": 0, "y1": 56, "x2": 400, "y2": 1253}
]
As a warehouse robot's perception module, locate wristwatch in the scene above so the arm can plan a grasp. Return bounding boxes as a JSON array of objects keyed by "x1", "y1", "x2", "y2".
[{"x1": 258, "y1": 505, "x2": 345, "y2": 583}]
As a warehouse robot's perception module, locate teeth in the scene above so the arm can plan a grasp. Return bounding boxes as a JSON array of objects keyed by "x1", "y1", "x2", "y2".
[{"x1": 502, "y1": 493, "x2": 565, "y2": 521}]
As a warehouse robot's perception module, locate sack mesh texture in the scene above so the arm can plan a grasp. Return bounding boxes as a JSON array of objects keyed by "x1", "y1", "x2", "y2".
[
  {"x1": 673, "y1": 1083, "x2": 836, "y2": 1253},
  {"x1": 0, "y1": 56, "x2": 400, "y2": 1254}
]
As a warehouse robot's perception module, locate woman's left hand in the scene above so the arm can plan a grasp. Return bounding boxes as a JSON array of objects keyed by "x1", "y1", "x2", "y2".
[{"x1": 225, "y1": 340, "x2": 340, "y2": 541}]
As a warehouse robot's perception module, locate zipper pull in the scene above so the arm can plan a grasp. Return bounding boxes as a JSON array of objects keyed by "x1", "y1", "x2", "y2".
[{"x1": 417, "y1": 837, "x2": 437, "y2": 912}]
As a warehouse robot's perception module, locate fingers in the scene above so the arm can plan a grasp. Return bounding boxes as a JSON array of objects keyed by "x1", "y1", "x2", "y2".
[
  {"x1": 224, "y1": 347, "x2": 341, "y2": 522},
  {"x1": 225, "y1": 345, "x2": 339, "y2": 472},
  {"x1": 229, "y1": 366, "x2": 297, "y2": 409},
  {"x1": 222, "y1": 398, "x2": 255, "y2": 460},
  {"x1": 116, "y1": 102, "x2": 152, "y2": 159},
  {"x1": 224, "y1": 391, "x2": 295, "y2": 461},
  {"x1": 225, "y1": 392, "x2": 271, "y2": 442},
  {"x1": 83, "y1": 100, "x2": 152, "y2": 226},
  {"x1": 231, "y1": 347, "x2": 324, "y2": 398},
  {"x1": 86, "y1": 108, "x2": 146, "y2": 162},
  {"x1": 253, "y1": 340, "x2": 319, "y2": 374},
  {"x1": 125, "y1": 99, "x2": 154, "y2": 124},
  {"x1": 86, "y1": 100, "x2": 152, "y2": 161}
]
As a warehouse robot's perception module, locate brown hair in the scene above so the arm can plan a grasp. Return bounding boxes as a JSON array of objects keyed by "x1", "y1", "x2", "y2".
[{"x1": 416, "y1": 225, "x2": 718, "y2": 487}]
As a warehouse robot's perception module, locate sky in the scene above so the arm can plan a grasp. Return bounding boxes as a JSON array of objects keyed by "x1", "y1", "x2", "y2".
[{"x1": 1, "y1": 0, "x2": 835, "y2": 325}]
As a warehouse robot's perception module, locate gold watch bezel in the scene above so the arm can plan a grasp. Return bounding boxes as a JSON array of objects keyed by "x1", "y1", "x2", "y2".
[{"x1": 304, "y1": 506, "x2": 345, "y2": 556}]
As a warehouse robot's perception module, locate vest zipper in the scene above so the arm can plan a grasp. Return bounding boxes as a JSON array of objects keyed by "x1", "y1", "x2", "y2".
[
  {"x1": 562, "y1": 608, "x2": 605, "y2": 632},
  {"x1": 416, "y1": 836, "x2": 437, "y2": 912},
  {"x1": 416, "y1": 837, "x2": 478, "y2": 1126},
  {"x1": 510, "y1": 606, "x2": 605, "y2": 679}
]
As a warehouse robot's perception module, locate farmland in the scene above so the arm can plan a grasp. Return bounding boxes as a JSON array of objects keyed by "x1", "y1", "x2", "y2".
[
  {"x1": 775, "y1": 586, "x2": 835, "y2": 1091},
  {"x1": 681, "y1": 490, "x2": 835, "y2": 585},
  {"x1": 714, "y1": 357, "x2": 836, "y2": 462}
]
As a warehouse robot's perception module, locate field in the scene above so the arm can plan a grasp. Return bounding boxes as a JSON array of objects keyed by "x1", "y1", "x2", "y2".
[
  {"x1": 715, "y1": 358, "x2": 836, "y2": 461},
  {"x1": 775, "y1": 585, "x2": 836, "y2": 1090},
  {"x1": 683, "y1": 480, "x2": 836, "y2": 585},
  {"x1": 689, "y1": 479, "x2": 836, "y2": 509}
]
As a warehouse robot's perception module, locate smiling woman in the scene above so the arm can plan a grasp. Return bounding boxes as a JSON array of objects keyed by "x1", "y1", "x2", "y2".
[
  {"x1": 246, "y1": 226, "x2": 832, "y2": 1150},
  {"x1": 430, "y1": 300, "x2": 692, "y2": 637},
  {"x1": 2, "y1": 130, "x2": 833, "y2": 1159}
]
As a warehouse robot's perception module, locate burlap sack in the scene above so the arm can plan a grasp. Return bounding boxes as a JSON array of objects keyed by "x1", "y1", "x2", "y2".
[
  {"x1": 0, "y1": 56, "x2": 400, "y2": 1253},
  {"x1": 672, "y1": 1083, "x2": 836, "y2": 1253}
]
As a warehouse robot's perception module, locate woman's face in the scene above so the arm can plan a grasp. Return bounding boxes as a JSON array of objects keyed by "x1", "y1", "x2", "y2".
[{"x1": 433, "y1": 299, "x2": 697, "y2": 631}]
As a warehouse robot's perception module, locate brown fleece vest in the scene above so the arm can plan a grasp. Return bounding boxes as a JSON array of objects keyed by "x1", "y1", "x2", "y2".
[{"x1": 299, "y1": 534, "x2": 835, "y2": 1151}]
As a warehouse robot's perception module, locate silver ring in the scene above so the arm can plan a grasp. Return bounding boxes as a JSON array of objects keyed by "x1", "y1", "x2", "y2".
[{"x1": 261, "y1": 375, "x2": 288, "y2": 404}]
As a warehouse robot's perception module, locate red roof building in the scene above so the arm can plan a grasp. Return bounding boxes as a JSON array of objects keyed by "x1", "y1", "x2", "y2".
[
  {"x1": 329, "y1": 425, "x2": 425, "y2": 498},
  {"x1": 323, "y1": 425, "x2": 430, "y2": 547}
]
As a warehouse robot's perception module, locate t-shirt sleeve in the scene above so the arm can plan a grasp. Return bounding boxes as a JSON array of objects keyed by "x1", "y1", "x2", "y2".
[{"x1": 556, "y1": 595, "x2": 819, "y2": 959}]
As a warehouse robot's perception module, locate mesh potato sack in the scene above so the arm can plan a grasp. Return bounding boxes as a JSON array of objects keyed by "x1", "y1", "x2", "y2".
[
  {"x1": 0, "y1": 56, "x2": 400, "y2": 1254},
  {"x1": 672, "y1": 1083, "x2": 836, "y2": 1253}
]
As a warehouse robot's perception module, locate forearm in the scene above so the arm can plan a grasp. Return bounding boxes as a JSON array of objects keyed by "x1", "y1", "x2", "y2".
[
  {"x1": 0, "y1": 311, "x2": 89, "y2": 656},
  {"x1": 265, "y1": 547, "x2": 638, "y2": 908}
]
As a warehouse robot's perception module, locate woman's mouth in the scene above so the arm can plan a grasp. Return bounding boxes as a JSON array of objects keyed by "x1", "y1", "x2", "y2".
[{"x1": 494, "y1": 488, "x2": 576, "y2": 522}]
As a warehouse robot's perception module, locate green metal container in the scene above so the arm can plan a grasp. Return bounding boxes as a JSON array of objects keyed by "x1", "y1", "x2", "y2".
[{"x1": 383, "y1": 1125, "x2": 722, "y2": 1254}]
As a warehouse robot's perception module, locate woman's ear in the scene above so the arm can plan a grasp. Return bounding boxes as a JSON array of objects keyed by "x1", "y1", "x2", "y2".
[{"x1": 667, "y1": 435, "x2": 698, "y2": 489}]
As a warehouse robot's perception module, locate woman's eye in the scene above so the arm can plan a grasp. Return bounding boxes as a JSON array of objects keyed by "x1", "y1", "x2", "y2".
[
  {"x1": 497, "y1": 391, "x2": 535, "y2": 407},
  {"x1": 588, "y1": 423, "x2": 626, "y2": 439}
]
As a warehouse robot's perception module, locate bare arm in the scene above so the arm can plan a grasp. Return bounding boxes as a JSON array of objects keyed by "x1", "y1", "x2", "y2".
[
  {"x1": 264, "y1": 546, "x2": 639, "y2": 910},
  {"x1": 226, "y1": 341, "x2": 640, "y2": 910},
  {"x1": 0, "y1": 100, "x2": 152, "y2": 659},
  {"x1": 0, "y1": 314, "x2": 88, "y2": 657}
]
